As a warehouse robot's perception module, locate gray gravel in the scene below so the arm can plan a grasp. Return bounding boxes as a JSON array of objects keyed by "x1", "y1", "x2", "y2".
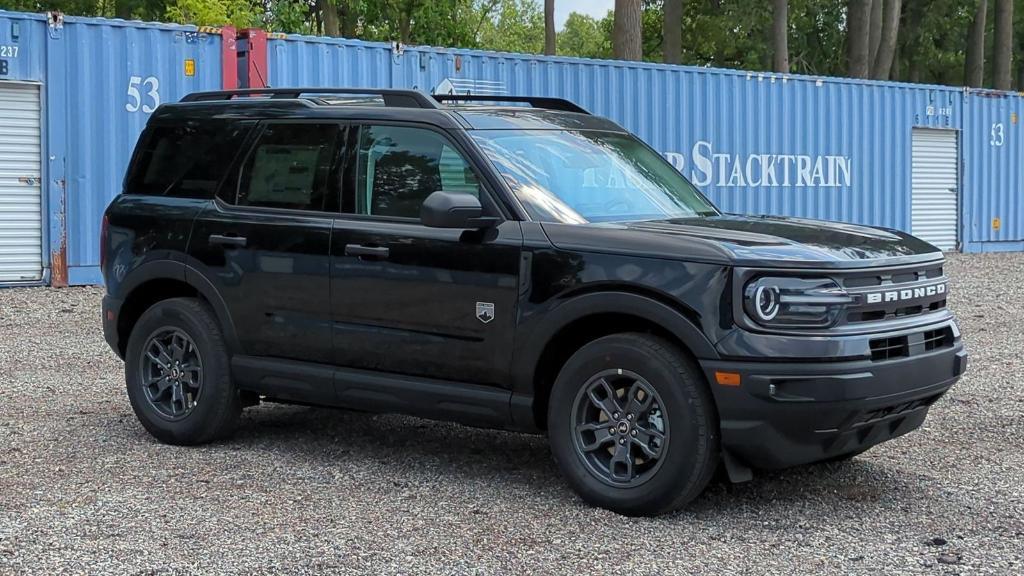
[{"x1": 1, "y1": 253, "x2": 1023, "y2": 575}]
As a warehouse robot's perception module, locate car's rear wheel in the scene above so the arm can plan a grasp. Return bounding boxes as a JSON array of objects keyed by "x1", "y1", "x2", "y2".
[
  {"x1": 548, "y1": 333, "x2": 719, "y2": 516},
  {"x1": 124, "y1": 297, "x2": 240, "y2": 445}
]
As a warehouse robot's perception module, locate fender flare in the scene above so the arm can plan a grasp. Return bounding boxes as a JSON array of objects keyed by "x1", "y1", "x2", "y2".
[
  {"x1": 512, "y1": 291, "x2": 719, "y2": 392},
  {"x1": 117, "y1": 260, "x2": 242, "y2": 354}
]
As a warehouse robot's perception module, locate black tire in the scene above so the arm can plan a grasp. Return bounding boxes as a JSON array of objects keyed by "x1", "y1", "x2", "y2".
[
  {"x1": 124, "y1": 297, "x2": 241, "y2": 445},
  {"x1": 547, "y1": 333, "x2": 719, "y2": 516}
]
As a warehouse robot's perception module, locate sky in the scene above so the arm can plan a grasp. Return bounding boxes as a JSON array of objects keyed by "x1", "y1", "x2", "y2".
[{"x1": 554, "y1": 0, "x2": 615, "y2": 31}]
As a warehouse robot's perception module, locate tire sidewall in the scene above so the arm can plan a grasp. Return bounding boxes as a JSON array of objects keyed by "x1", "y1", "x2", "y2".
[
  {"x1": 548, "y1": 335, "x2": 716, "y2": 515},
  {"x1": 125, "y1": 299, "x2": 234, "y2": 444}
]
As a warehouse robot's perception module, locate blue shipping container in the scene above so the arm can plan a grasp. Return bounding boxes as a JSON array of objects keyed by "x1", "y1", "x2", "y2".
[
  {"x1": 0, "y1": 11, "x2": 228, "y2": 285},
  {"x1": 3, "y1": 15, "x2": 1023, "y2": 287},
  {"x1": 268, "y1": 33, "x2": 1023, "y2": 254}
]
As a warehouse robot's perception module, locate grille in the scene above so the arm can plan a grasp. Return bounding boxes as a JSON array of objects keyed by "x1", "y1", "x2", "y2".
[
  {"x1": 839, "y1": 264, "x2": 948, "y2": 325},
  {"x1": 868, "y1": 326, "x2": 954, "y2": 361},
  {"x1": 841, "y1": 265, "x2": 944, "y2": 289},
  {"x1": 923, "y1": 327, "x2": 953, "y2": 351},
  {"x1": 870, "y1": 336, "x2": 908, "y2": 361}
]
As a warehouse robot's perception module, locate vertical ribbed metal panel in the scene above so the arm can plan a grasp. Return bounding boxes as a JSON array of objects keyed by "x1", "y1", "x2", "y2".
[
  {"x1": 911, "y1": 128, "x2": 959, "y2": 250},
  {"x1": 268, "y1": 37, "x2": 964, "y2": 234},
  {"x1": 0, "y1": 82, "x2": 43, "y2": 281},
  {"x1": 268, "y1": 35, "x2": 395, "y2": 88},
  {"x1": 58, "y1": 17, "x2": 224, "y2": 281},
  {"x1": 963, "y1": 90, "x2": 1024, "y2": 248}
]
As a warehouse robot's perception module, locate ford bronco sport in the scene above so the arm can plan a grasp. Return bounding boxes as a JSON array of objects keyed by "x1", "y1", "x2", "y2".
[{"x1": 101, "y1": 88, "x2": 967, "y2": 516}]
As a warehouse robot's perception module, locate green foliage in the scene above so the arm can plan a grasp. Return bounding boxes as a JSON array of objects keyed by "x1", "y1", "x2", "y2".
[
  {"x1": 557, "y1": 11, "x2": 611, "y2": 58},
  {"x1": 164, "y1": 0, "x2": 260, "y2": 27},
  {"x1": 477, "y1": 0, "x2": 544, "y2": 53},
  {"x1": 266, "y1": 0, "x2": 315, "y2": 34}
]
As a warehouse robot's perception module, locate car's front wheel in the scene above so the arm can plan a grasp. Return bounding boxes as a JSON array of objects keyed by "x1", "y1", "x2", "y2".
[
  {"x1": 548, "y1": 333, "x2": 719, "y2": 516},
  {"x1": 124, "y1": 297, "x2": 240, "y2": 445}
]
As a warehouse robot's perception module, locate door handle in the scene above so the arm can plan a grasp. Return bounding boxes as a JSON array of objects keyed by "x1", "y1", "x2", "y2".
[
  {"x1": 209, "y1": 234, "x2": 247, "y2": 248},
  {"x1": 344, "y1": 244, "x2": 389, "y2": 259}
]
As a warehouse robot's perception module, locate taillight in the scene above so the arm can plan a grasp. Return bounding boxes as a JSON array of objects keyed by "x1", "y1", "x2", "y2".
[{"x1": 100, "y1": 213, "x2": 109, "y2": 271}]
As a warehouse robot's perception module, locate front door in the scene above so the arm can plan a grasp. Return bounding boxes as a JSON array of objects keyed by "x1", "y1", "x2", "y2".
[
  {"x1": 330, "y1": 123, "x2": 522, "y2": 386},
  {"x1": 189, "y1": 120, "x2": 345, "y2": 364}
]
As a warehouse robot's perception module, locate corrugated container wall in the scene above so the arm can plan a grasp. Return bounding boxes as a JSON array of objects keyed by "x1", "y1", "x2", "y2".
[
  {"x1": 963, "y1": 90, "x2": 1024, "y2": 251},
  {"x1": 0, "y1": 11, "x2": 229, "y2": 285},
  {"x1": 268, "y1": 35, "x2": 965, "y2": 238},
  {"x1": 3, "y1": 17, "x2": 1024, "y2": 287}
]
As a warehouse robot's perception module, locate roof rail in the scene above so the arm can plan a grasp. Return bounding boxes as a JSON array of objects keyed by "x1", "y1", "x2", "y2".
[
  {"x1": 431, "y1": 94, "x2": 589, "y2": 114},
  {"x1": 180, "y1": 88, "x2": 441, "y2": 109}
]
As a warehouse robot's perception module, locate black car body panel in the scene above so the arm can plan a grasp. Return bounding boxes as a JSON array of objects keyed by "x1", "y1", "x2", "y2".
[{"x1": 102, "y1": 90, "x2": 966, "y2": 474}]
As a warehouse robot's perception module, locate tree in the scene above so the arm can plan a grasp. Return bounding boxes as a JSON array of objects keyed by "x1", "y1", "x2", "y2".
[
  {"x1": 772, "y1": 0, "x2": 789, "y2": 72},
  {"x1": 317, "y1": 0, "x2": 340, "y2": 36},
  {"x1": 165, "y1": 0, "x2": 260, "y2": 27},
  {"x1": 964, "y1": 0, "x2": 987, "y2": 86},
  {"x1": 477, "y1": 0, "x2": 545, "y2": 54},
  {"x1": 993, "y1": 0, "x2": 1013, "y2": 89},
  {"x1": 663, "y1": 0, "x2": 681, "y2": 64},
  {"x1": 613, "y1": 0, "x2": 642, "y2": 61},
  {"x1": 871, "y1": 0, "x2": 901, "y2": 79},
  {"x1": 557, "y1": 11, "x2": 610, "y2": 57},
  {"x1": 847, "y1": 0, "x2": 872, "y2": 78},
  {"x1": 898, "y1": 0, "x2": 930, "y2": 83},
  {"x1": 868, "y1": 0, "x2": 882, "y2": 65},
  {"x1": 544, "y1": 0, "x2": 555, "y2": 55}
]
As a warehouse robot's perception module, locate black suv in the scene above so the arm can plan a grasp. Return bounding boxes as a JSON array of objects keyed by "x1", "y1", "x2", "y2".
[{"x1": 101, "y1": 88, "x2": 967, "y2": 515}]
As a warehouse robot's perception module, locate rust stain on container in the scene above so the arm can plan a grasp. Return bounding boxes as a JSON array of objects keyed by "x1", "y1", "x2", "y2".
[{"x1": 50, "y1": 244, "x2": 68, "y2": 287}]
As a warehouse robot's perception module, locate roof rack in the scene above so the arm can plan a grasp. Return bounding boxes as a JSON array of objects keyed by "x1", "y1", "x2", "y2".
[
  {"x1": 431, "y1": 94, "x2": 589, "y2": 114},
  {"x1": 180, "y1": 88, "x2": 441, "y2": 109}
]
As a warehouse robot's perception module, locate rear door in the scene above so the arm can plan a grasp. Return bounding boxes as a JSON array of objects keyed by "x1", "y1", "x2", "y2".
[
  {"x1": 188, "y1": 120, "x2": 345, "y2": 365},
  {"x1": 330, "y1": 123, "x2": 522, "y2": 387}
]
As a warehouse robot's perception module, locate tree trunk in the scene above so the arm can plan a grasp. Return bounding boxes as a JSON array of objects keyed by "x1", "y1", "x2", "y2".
[
  {"x1": 965, "y1": 0, "x2": 988, "y2": 87},
  {"x1": 339, "y1": 0, "x2": 356, "y2": 37},
  {"x1": 871, "y1": 0, "x2": 901, "y2": 79},
  {"x1": 993, "y1": 0, "x2": 1013, "y2": 90},
  {"x1": 899, "y1": 0, "x2": 928, "y2": 82},
  {"x1": 772, "y1": 0, "x2": 789, "y2": 72},
  {"x1": 847, "y1": 1, "x2": 872, "y2": 78},
  {"x1": 114, "y1": 0, "x2": 133, "y2": 19},
  {"x1": 613, "y1": 0, "x2": 643, "y2": 61},
  {"x1": 663, "y1": 0, "x2": 682, "y2": 64},
  {"x1": 319, "y1": 0, "x2": 340, "y2": 36},
  {"x1": 544, "y1": 0, "x2": 556, "y2": 55},
  {"x1": 868, "y1": 0, "x2": 882, "y2": 65}
]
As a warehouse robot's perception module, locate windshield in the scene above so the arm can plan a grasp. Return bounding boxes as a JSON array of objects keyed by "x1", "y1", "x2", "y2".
[{"x1": 472, "y1": 129, "x2": 718, "y2": 224}]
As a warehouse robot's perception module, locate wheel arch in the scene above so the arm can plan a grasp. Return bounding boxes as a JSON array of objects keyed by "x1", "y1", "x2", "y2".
[
  {"x1": 114, "y1": 261, "x2": 240, "y2": 357},
  {"x1": 512, "y1": 290, "x2": 719, "y2": 430}
]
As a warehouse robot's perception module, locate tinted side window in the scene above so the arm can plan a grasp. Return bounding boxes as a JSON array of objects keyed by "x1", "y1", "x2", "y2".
[
  {"x1": 353, "y1": 125, "x2": 480, "y2": 218},
  {"x1": 235, "y1": 123, "x2": 342, "y2": 212},
  {"x1": 126, "y1": 120, "x2": 249, "y2": 198}
]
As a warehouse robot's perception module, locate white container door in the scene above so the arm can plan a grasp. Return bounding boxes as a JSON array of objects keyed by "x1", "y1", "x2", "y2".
[
  {"x1": 911, "y1": 128, "x2": 959, "y2": 251},
  {"x1": 0, "y1": 82, "x2": 43, "y2": 282}
]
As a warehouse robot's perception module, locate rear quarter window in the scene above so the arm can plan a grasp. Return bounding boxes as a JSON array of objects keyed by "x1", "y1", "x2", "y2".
[{"x1": 125, "y1": 120, "x2": 251, "y2": 198}]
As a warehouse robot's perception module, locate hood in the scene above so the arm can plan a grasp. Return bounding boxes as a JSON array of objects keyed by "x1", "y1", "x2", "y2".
[{"x1": 541, "y1": 214, "x2": 943, "y2": 269}]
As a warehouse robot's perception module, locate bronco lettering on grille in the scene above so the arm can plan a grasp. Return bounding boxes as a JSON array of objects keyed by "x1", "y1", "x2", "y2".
[{"x1": 865, "y1": 283, "x2": 947, "y2": 304}]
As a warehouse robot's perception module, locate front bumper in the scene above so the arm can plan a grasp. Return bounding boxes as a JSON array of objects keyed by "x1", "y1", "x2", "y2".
[{"x1": 700, "y1": 329, "x2": 967, "y2": 470}]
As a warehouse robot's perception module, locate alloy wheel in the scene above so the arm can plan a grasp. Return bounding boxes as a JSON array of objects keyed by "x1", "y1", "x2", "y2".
[
  {"x1": 571, "y1": 369, "x2": 669, "y2": 487},
  {"x1": 139, "y1": 327, "x2": 203, "y2": 420}
]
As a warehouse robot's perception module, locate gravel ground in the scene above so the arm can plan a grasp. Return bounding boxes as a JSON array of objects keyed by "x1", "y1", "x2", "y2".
[{"x1": 1, "y1": 253, "x2": 1023, "y2": 575}]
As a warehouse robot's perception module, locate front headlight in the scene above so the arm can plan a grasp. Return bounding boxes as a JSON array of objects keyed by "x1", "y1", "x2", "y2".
[{"x1": 744, "y1": 276, "x2": 852, "y2": 328}]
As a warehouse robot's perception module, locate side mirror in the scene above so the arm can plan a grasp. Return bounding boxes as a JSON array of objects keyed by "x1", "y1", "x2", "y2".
[{"x1": 420, "y1": 191, "x2": 494, "y2": 229}]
